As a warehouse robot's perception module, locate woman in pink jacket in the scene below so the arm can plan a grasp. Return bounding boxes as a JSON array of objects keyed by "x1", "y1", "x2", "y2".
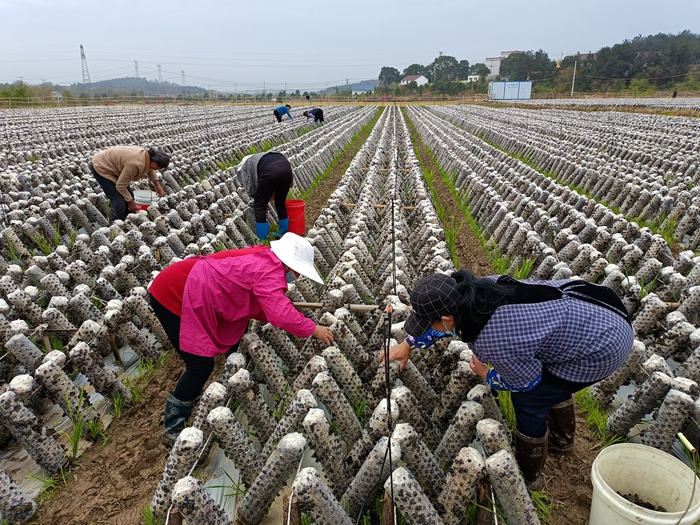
[{"x1": 149, "y1": 233, "x2": 334, "y2": 445}]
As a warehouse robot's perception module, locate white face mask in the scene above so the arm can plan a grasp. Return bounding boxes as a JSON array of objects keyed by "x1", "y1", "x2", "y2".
[{"x1": 442, "y1": 320, "x2": 456, "y2": 337}]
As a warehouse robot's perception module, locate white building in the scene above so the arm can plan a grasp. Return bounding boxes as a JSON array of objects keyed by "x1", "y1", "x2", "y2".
[
  {"x1": 467, "y1": 75, "x2": 480, "y2": 83},
  {"x1": 485, "y1": 51, "x2": 524, "y2": 77},
  {"x1": 400, "y1": 75, "x2": 429, "y2": 87}
]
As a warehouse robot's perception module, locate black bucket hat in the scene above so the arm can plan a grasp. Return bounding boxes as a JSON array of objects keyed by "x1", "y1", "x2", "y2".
[{"x1": 404, "y1": 274, "x2": 461, "y2": 337}]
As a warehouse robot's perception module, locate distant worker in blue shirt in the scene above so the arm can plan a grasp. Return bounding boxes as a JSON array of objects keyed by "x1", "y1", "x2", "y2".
[
  {"x1": 303, "y1": 108, "x2": 325, "y2": 125},
  {"x1": 273, "y1": 104, "x2": 294, "y2": 123}
]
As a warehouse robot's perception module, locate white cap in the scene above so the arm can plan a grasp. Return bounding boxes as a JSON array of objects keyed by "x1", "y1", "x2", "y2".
[{"x1": 270, "y1": 232, "x2": 323, "y2": 284}]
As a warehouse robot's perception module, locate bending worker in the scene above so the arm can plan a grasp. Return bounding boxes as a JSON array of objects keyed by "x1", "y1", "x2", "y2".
[
  {"x1": 149, "y1": 232, "x2": 334, "y2": 446},
  {"x1": 237, "y1": 151, "x2": 293, "y2": 240},
  {"x1": 382, "y1": 270, "x2": 633, "y2": 489},
  {"x1": 303, "y1": 108, "x2": 325, "y2": 125},
  {"x1": 273, "y1": 104, "x2": 294, "y2": 123},
  {"x1": 90, "y1": 146, "x2": 168, "y2": 223}
]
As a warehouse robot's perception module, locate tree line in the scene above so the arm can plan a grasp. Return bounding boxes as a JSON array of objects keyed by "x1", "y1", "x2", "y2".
[
  {"x1": 378, "y1": 30, "x2": 700, "y2": 96},
  {"x1": 378, "y1": 56, "x2": 491, "y2": 96}
]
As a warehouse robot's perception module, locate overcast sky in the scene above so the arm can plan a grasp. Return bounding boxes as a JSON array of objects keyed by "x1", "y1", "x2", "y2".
[{"x1": 1, "y1": 0, "x2": 698, "y2": 92}]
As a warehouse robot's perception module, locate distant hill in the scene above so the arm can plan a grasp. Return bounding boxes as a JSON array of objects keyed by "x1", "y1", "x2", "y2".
[
  {"x1": 322, "y1": 79, "x2": 379, "y2": 94},
  {"x1": 66, "y1": 77, "x2": 207, "y2": 95}
]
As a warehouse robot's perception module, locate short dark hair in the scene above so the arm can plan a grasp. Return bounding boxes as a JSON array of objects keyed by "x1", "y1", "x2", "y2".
[
  {"x1": 285, "y1": 104, "x2": 291, "y2": 109},
  {"x1": 148, "y1": 148, "x2": 170, "y2": 170},
  {"x1": 303, "y1": 111, "x2": 309, "y2": 117}
]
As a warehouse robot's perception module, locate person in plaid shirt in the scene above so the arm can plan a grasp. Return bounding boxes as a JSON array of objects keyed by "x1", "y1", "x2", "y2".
[{"x1": 383, "y1": 270, "x2": 633, "y2": 489}]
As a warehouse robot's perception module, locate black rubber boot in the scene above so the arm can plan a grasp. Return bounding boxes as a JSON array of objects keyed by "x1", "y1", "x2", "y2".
[
  {"x1": 514, "y1": 429, "x2": 548, "y2": 491},
  {"x1": 162, "y1": 392, "x2": 196, "y2": 446},
  {"x1": 547, "y1": 395, "x2": 576, "y2": 455}
]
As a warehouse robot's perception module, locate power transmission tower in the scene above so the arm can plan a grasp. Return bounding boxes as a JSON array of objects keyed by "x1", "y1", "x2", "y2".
[
  {"x1": 80, "y1": 44, "x2": 93, "y2": 100},
  {"x1": 80, "y1": 44, "x2": 91, "y2": 85},
  {"x1": 181, "y1": 70, "x2": 186, "y2": 87},
  {"x1": 134, "y1": 61, "x2": 140, "y2": 78},
  {"x1": 157, "y1": 64, "x2": 162, "y2": 83}
]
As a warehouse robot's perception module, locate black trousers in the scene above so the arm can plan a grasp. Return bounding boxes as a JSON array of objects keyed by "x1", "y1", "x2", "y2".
[
  {"x1": 90, "y1": 164, "x2": 134, "y2": 223},
  {"x1": 150, "y1": 295, "x2": 215, "y2": 401},
  {"x1": 254, "y1": 158, "x2": 293, "y2": 223},
  {"x1": 313, "y1": 109, "x2": 324, "y2": 123},
  {"x1": 273, "y1": 109, "x2": 282, "y2": 123},
  {"x1": 150, "y1": 295, "x2": 243, "y2": 401}
]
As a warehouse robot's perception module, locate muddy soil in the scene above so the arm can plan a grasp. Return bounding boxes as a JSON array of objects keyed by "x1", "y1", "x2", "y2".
[{"x1": 30, "y1": 355, "x2": 209, "y2": 525}]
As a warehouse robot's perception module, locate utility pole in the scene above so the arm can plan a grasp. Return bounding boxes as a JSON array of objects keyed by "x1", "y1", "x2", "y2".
[
  {"x1": 570, "y1": 60, "x2": 577, "y2": 98},
  {"x1": 157, "y1": 65, "x2": 162, "y2": 83},
  {"x1": 134, "y1": 61, "x2": 139, "y2": 78}
]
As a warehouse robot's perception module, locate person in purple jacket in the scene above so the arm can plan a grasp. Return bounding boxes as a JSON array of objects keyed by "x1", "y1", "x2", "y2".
[{"x1": 382, "y1": 270, "x2": 633, "y2": 489}]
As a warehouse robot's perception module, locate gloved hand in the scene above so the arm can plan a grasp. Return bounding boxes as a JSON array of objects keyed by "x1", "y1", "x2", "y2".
[
  {"x1": 255, "y1": 222, "x2": 270, "y2": 240},
  {"x1": 273, "y1": 218, "x2": 289, "y2": 238}
]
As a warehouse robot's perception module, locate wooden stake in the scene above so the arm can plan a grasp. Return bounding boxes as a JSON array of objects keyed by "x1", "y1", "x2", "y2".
[
  {"x1": 169, "y1": 510, "x2": 183, "y2": 525},
  {"x1": 475, "y1": 479, "x2": 493, "y2": 525},
  {"x1": 43, "y1": 334, "x2": 52, "y2": 353},
  {"x1": 108, "y1": 334, "x2": 122, "y2": 364},
  {"x1": 381, "y1": 491, "x2": 394, "y2": 525},
  {"x1": 341, "y1": 202, "x2": 415, "y2": 210},
  {"x1": 283, "y1": 493, "x2": 301, "y2": 525},
  {"x1": 361, "y1": 168, "x2": 411, "y2": 172},
  {"x1": 293, "y1": 302, "x2": 378, "y2": 312}
]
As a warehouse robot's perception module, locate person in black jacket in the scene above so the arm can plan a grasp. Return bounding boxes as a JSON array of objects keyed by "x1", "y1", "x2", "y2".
[{"x1": 303, "y1": 108, "x2": 324, "y2": 125}]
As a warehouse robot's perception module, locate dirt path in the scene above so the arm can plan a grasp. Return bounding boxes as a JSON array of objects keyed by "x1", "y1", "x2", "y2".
[
  {"x1": 29, "y1": 354, "x2": 232, "y2": 525},
  {"x1": 402, "y1": 109, "x2": 493, "y2": 276}
]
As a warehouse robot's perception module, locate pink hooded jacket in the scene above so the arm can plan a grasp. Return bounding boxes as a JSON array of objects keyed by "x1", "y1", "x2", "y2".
[{"x1": 179, "y1": 250, "x2": 315, "y2": 357}]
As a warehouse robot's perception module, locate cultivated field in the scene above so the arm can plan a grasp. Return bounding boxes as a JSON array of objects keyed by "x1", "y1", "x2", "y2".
[{"x1": 1, "y1": 102, "x2": 699, "y2": 525}]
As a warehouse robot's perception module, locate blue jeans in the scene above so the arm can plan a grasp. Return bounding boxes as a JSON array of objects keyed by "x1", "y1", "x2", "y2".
[{"x1": 511, "y1": 380, "x2": 582, "y2": 438}]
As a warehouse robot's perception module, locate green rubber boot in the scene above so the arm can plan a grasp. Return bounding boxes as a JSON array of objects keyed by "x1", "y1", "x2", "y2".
[{"x1": 162, "y1": 392, "x2": 196, "y2": 446}]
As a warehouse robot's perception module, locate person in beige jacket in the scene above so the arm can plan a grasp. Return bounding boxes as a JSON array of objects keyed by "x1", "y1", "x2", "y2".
[{"x1": 90, "y1": 146, "x2": 169, "y2": 223}]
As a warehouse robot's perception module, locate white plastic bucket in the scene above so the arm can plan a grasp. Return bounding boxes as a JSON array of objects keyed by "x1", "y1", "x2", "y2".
[
  {"x1": 590, "y1": 443, "x2": 700, "y2": 525},
  {"x1": 133, "y1": 189, "x2": 159, "y2": 211}
]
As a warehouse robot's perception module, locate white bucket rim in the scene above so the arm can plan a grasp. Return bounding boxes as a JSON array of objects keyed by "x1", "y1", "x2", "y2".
[
  {"x1": 133, "y1": 189, "x2": 159, "y2": 205},
  {"x1": 591, "y1": 443, "x2": 700, "y2": 522}
]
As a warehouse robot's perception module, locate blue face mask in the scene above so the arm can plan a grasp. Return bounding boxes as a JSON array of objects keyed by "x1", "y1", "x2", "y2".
[
  {"x1": 408, "y1": 326, "x2": 454, "y2": 349},
  {"x1": 286, "y1": 271, "x2": 296, "y2": 283}
]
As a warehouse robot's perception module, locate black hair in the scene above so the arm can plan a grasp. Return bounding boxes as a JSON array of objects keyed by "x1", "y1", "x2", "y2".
[
  {"x1": 147, "y1": 148, "x2": 170, "y2": 170},
  {"x1": 303, "y1": 111, "x2": 309, "y2": 116},
  {"x1": 285, "y1": 104, "x2": 291, "y2": 109},
  {"x1": 451, "y1": 269, "x2": 514, "y2": 340}
]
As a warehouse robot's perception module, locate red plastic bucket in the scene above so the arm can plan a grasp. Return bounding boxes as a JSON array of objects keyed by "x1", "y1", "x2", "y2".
[{"x1": 286, "y1": 199, "x2": 306, "y2": 236}]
